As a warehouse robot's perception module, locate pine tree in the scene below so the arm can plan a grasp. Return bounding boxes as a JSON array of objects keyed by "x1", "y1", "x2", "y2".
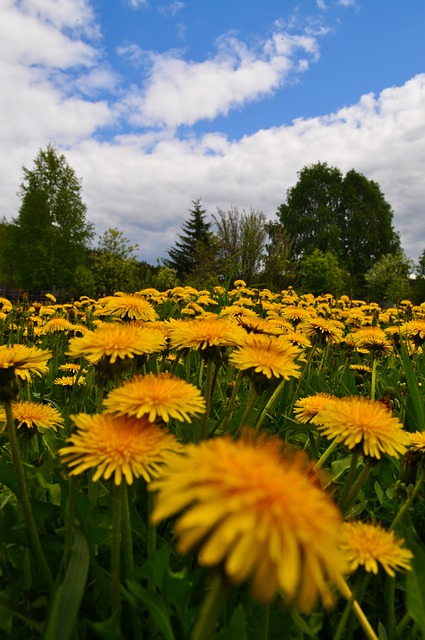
[{"x1": 167, "y1": 199, "x2": 215, "y2": 281}]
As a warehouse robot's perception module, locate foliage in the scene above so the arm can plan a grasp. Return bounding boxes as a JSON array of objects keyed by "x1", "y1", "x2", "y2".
[
  {"x1": 0, "y1": 285, "x2": 424, "y2": 639},
  {"x1": 88, "y1": 227, "x2": 142, "y2": 294},
  {"x1": 276, "y1": 162, "x2": 400, "y2": 289},
  {"x1": 9, "y1": 144, "x2": 94, "y2": 291},
  {"x1": 213, "y1": 207, "x2": 267, "y2": 283},
  {"x1": 365, "y1": 251, "x2": 414, "y2": 303},
  {"x1": 299, "y1": 248, "x2": 348, "y2": 296},
  {"x1": 262, "y1": 221, "x2": 297, "y2": 290}
]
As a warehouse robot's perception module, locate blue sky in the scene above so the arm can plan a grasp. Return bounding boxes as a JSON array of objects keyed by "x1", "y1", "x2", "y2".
[{"x1": 1, "y1": 0, "x2": 425, "y2": 267}]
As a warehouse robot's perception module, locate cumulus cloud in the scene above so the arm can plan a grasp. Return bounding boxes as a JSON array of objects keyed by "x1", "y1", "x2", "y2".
[
  {"x1": 1, "y1": 0, "x2": 425, "y2": 269},
  {"x1": 122, "y1": 31, "x2": 320, "y2": 128}
]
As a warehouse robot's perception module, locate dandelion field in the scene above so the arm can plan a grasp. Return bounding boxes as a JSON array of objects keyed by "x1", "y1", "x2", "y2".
[{"x1": 1, "y1": 284, "x2": 425, "y2": 639}]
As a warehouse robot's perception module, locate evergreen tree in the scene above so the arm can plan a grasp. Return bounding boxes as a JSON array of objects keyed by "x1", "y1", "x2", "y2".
[
  {"x1": 10, "y1": 144, "x2": 94, "y2": 291},
  {"x1": 167, "y1": 199, "x2": 215, "y2": 281}
]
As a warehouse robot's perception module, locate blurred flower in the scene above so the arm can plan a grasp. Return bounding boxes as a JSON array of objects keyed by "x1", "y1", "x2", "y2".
[
  {"x1": 103, "y1": 372, "x2": 206, "y2": 423},
  {"x1": 0, "y1": 400, "x2": 64, "y2": 432},
  {"x1": 341, "y1": 521, "x2": 413, "y2": 576},
  {"x1": 316, "y1": 396, "x2": 408, "y2": 459},
  {"x1": 67, "y1": 323, "x2": 166, "y2": 364},
  {"x1": 406, "y1": 430, "x2": 425, "y2": 454},
  {"x1": 150, "y1": 431, "x2": 347, "y2": 611},
  {"x1": 60, "y1": 413, "x2": 180, "y2": 485}
]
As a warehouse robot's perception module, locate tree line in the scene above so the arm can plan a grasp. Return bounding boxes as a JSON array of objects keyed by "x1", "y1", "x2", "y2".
[{"x1": 0, "y1": 144, "x2": 423, "y2": 302}]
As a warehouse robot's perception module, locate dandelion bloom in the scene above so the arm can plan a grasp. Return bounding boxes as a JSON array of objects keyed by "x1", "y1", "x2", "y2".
[
  {"x1": 59, "y1": 413, "x2": 180, "y2": 485},
  {"x1": 169, "y1": 317, "x2": 246, "y2": 350},
  {"x1": 229, "y1": 334, "x2": 302, "y2": 381},
  {"x1": 0, "y1": 344, "x2": 52, "y2": 382},
  {"x1": 42, "y1": 318, "x2": 74, "y2": 333},
  {"x1": 294, "y1": 393, "x2": 337, "y2": 424},
  {"x1": 351, "y1": 327, "x2": 392, "y2": 356},
  {"x1": 316, "y1": 396, "x2": 408, "y2": 459},
  {"x1": 67, "y1": 323, "x2": 166, "y2": 364},
  {"x1": 150, "y1": 431, "x2": 347, "y2": 610},
  {"x1": 406, "y1": 430, "x2": 425, "y2": 453},
  {"x1": 300, "y1": 317, "x2": 344, "y2": 345},
  {"x1": 54, "y1": 375, "x2": 86, "y2": 387},
  {"x1": 0, "y1": 400, "x2": 64, "y2": 432},
  {"x1": 97, "y1": 293, "x2": 158, "y2": 321},
  {"x1": 341, "y1": 522, "x2": 413, "y2": 576},
  {"x1": 103, "y1": 372, "x2": 206, "y2": 423}
]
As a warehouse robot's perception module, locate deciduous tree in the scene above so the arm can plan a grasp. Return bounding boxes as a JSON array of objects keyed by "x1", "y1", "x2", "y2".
[{"x1": 10, "y1": 144, "x2": 94, "y2": 291}]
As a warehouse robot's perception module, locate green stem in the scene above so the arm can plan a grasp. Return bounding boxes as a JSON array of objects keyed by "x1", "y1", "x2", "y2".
[
  {"x1": 391, "y1": 467, "x2": 425, "y2": 530},
  {"x1": 385, "y1": 575, "x2": 396, "y2": 637},
  {"x1": 338, "y1": 450, "x2": 360, "y2": 514},
  {"x1": 343, "y1": 456, "x2": 373, "y2": 515},
  {"x1": 199, "y1": 361, "x2": 215, "y2": 441},
  {"x1": 336, "y1": 575, "x2": 379, "y2": 640},
  {"x1": 111, "y1": 482, "x2": 123, "y2": 613},
  {"x1": 5, "y1": 400, "x2": 53, "y2": 590},
  {"x1": 370, "y1": 358, "x2": 378, "y2": 401},
  {"x1": 313, "y1": 438, "x2": 339, "y2": 472},
  {"x1": 64, "y1": 476, "x2": 79, "y2": 562},
  {"x1": 234, "y1": 383, "x2": 259, "y2": 435},
  {"x1": 255, "y1": 379, "x2": 285, "y2": 431},
  {"x1": 121, "y1": 482, "x2": 134, "y2": 578},
  {"x1": 191, "y1": 573, "x2": 228, "y2": 640},
  {"x1": 221, "y1": 370, "x2": 243, "y2": 433},
  {"x1": 147, "y1": 490, "x2": 156, "y2": 567}
]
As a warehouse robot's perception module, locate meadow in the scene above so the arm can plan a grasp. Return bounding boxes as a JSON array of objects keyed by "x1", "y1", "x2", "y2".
[{"x1": 0, "y1": 283, "x2": 424, "y2": 639}]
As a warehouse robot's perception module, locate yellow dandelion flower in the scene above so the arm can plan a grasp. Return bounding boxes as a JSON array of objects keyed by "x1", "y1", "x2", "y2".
[
  {"x1": 169, "y1": 317, "x2": 246, "y2": 350},
  {"x1": 281, "y1": 305, "x2": 314, "y2": 324},
  {"x1": 0, "y1": 297, "x2": 12, "y2": 312},
  {"x1": 229, "y1": 334, "x2": 302, "y2": 381},
  {"x1": 103, "y1": 372, "x2": 206, "y2": 423},
  {"x1": 406, "y1": 431, "x2": 425, "y2": 454},
  {"x1": 317, "y1": 396, "x2": 408, "y2": 459},
  {"x1": 45, "y1": 293, "x2": 57, "y2": 303},
  {"x1": 0, "y1": 400, "x2": 64, "y2": 432},
  {"x1": 236, "y1": 315, "x2": 286, "y2": 336},
  {"x1": 150, "y1": 431, "x2": 348, "y2": 611},
  {"x1": 42, "y1": 318, "x2": 74, "y2": 333},
  {"x1": 300, "y1": 317, "x2": 344, "y2": 345},
  {"x1": 0, "y1": 344, "x2": 52, "y2": 383},
  {"x1": 60, "y1": 413, "x2": 181, "y2": 485},
  {"x1": 294, "y1": 393, "x2": 337, "y2": 424},
  {"x1": 349, "y1": 364, "x2": 372, "y2": 374},
  {"x1": 351, "y1": 327, "x2": 392, "y2": 355},
  {"x1": 54, "y1": 375, "x2": 86, "y2": 387},
  {"x1": 97, "y1": 293, "x2": 158, "y2": 321},
  {"x1": 67, "y1": 323, "x2": 166, "y2": 364},
  {"x1": 341, "y1": 521, "x2": 413, "y2": 576}
]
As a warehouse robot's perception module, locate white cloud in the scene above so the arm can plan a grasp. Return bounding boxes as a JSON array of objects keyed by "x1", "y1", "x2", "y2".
[
  {"x1": 1, "y1": 1, "x2": 425, "y2": 269},
  {"x1": 122, "y1": 31, "x2": 320, "y2": 128}
]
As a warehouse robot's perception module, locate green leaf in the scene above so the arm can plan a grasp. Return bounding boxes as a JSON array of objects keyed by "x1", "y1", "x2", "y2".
[
  {"x1": 400, "y1": 345, "x2": 425, "y2": 431},
  {"x1": 406, "y1": 538, "x2": 425, "y2": 636},
  {"x1": 374, "y1": 481, "x2": 384, "y2": 505},
  {"x1": 125, "y1": 581, "x2": 175, "y2": 640},
  {"x1": 216, "y1": 604, "x2": 247, "y2": 640},
  {"x1": 44, "y1": 525, "x2": 90, "y2": 640}
]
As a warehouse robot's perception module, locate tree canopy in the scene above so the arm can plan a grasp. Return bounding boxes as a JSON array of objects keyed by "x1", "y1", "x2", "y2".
[
  {"x1": 9, "y1": 144, "x2": 94, "y2": 291},
  {"x1": 276, "y1": 162, "x2": 400, "y2": 288}
]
